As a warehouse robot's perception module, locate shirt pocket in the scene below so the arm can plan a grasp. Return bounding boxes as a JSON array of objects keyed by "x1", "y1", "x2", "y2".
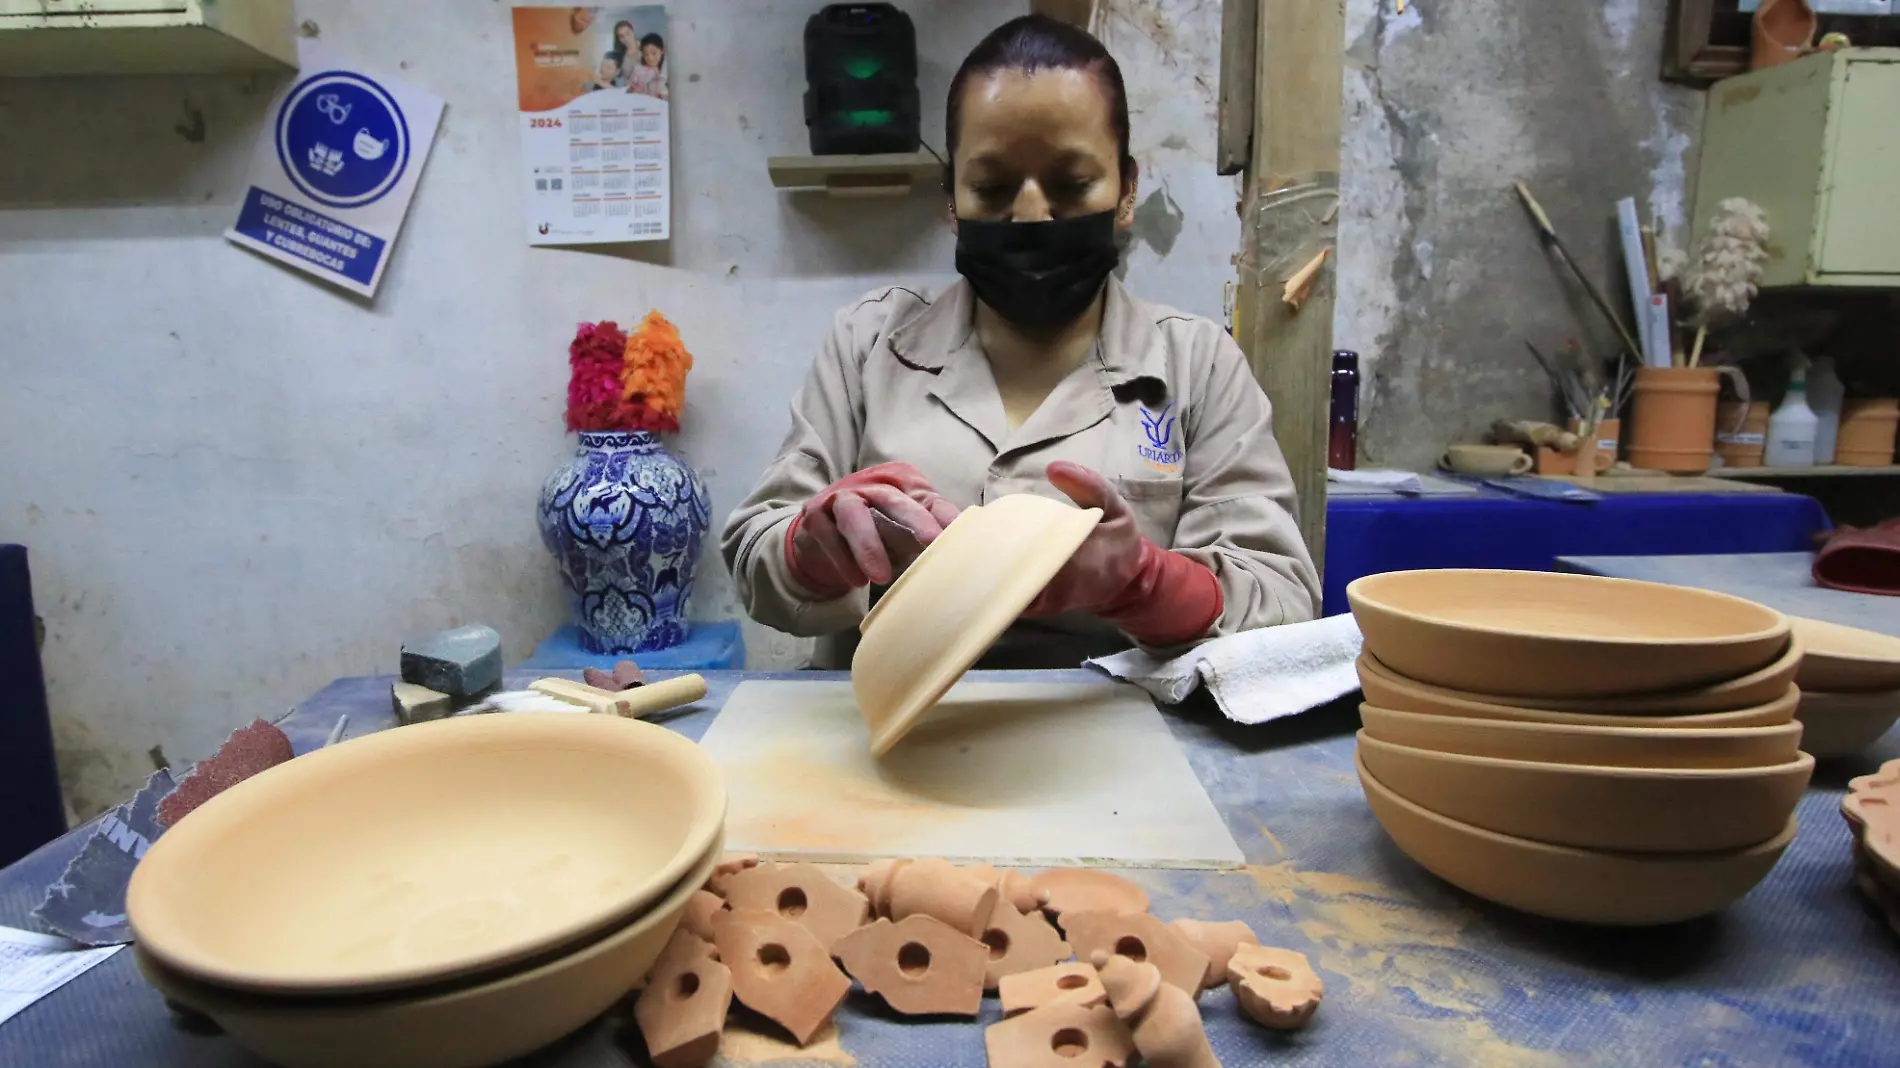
[{"x1": 1115, "y1": 475, "x2": 1185, "y2": 547}]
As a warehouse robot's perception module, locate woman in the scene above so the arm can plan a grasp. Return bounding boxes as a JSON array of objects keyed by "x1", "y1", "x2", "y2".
[
  {"x1": 722, "y1": 15, "x2": 1319, "y2": 669},
  {"x1": 606, "y1": 20, "x2": 637, "y2": 87}
]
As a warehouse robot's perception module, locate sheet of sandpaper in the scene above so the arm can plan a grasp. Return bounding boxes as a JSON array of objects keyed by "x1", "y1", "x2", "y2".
[{"x1": 696, "y1": 680, "x2": 1244, "y2": 868}]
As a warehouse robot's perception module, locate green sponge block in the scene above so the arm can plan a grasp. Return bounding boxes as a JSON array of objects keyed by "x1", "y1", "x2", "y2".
[{"x1": 400, "y1": 625, "x2": 502, "y2": 696}]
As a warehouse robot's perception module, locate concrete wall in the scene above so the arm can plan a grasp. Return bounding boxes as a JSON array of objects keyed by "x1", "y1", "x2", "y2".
[
  {"x1": 1337, "y1": 0, "x2": 1702, "y2": 468},
  {"x1": 0, "y1": 0, "x2": 1241, "y2": 819}
]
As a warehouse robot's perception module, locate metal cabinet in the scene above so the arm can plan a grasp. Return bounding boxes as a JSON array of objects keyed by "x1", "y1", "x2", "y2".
[
  {"x1": 0, "y1": 0, "x2": 295, "y2": 76},
  {"x1": 1693, "y1": 48, "x2": 1900, "y2": 288}
]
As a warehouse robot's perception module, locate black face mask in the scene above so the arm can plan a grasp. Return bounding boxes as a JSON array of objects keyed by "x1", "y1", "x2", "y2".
[{"x1": 954, "y1": 210, "x2": 1121, "y2": 335}]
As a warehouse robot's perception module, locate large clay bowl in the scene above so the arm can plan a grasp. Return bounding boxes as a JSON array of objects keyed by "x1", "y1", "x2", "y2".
[
  {"x1": 1347, "y1": 570, "x2": 1790, "y2": 699},
  {"x1": 136, "y1": 836, "x2": 720, "y2": 1068},
  {"x1": 1356, "y1": 750, "x2": 1797, "y2": 925},
  {"x1": 1359, "y1": 704, "x2": 1805, "y2": 770},
  {"x1": 129, "y1": 713, "x2": 726, "y2": 995},
  {"x1": 1357, "y1": 731, "x2": 1812, "y2": 852},
  {"x1": 1791, "y1": 617, "x2": 1900, "y2": 694},
  {"x1": 854, "y1": 493, "x2": 1100, "y2": 756},
  {"x1": 1357, "y1": 654, "x2": 1800, "y2": 729},
  {"x1": 1796, "y1": 689, "x2": 1900, "y2": 758}
]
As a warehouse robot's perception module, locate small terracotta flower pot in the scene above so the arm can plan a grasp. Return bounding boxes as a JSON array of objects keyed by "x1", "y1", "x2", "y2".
[
  {"x1": 1629, "y1": 367, "x2": 1721, "y2": 473},
  {"x1": 1836, "y1": 398, "x2": 1899, "y2": 468},
  {"x1": 1535, "y1": 418, "x2": 1621, "y2": 476},
  {"x1": 1716, "y1": 401, "x2": 1770, "y2": 469}
]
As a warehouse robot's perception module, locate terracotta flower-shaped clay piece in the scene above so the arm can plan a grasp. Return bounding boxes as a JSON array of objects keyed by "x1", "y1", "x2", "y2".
[
  {"x1": 833, "y1": 915, "x2": 988, "y2": 1017},
  {"x1": 635, "y1": 931, "x2": 731, "y2": 1068},
  {"x1": 1168, "y1": 919, "x2": 1259, "y2": 991},
  {"x1": 1091, "y1": 951, "x2": 1221, "y2": 1068},
  {"x1": 1228, "y1": 944, "x2": 1324, "y2": 1031},
  {"x1": 859, "y1": 857, "x2": 998, "y2": 939},
  {"x1": 966, "y1": 862, "x2": 1051, "y2": 914},
  {"x1": 999, "y1": 960, "x2": 1108, "y2": 1018},
  {"x1": 723, "y1": 862, "x2": 871, "y2": 949},
  {"x1": 1844, "y1": 759, "x2": 1900, "y2": 884},
  {"x1": 704, "y1": 853, "x2": 759, "y2": 898},
  {"x1": 1061, "y1": 911, "x2": 1209, "y2": 997},
  {"x1": 985, "y1": 999, "x2": 1135, "y2": 1068},
  {"x1": 710, "y1": 909, "x2": 851, "y2": 1047},
  {"x1": 1030, "y1": 869, "x2": 1150, "y2": 922},
  {"x1": 681, "y1": 890, "x2": 729, "y2": 942},
  {"x1": 980, "y1": 897, "x2": 1074, "y2": 990}
]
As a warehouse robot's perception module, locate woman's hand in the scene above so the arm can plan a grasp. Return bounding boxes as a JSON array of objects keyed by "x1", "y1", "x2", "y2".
[
  {"x1": 786, "y1": 462, "x2": 960, "y2": 597},
  {"x1": 1025, "y1": 461, "x2": 1224, "y2": 646}
]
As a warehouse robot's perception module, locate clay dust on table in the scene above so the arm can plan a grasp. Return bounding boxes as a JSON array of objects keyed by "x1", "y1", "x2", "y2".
[{"x1": 714, "y1": 1020, "x2": 855, "y2": 1066}]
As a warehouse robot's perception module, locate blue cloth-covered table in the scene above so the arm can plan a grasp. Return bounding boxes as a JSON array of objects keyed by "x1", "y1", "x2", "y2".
[
  {"x1": 516, "y1": 620, "x2": 745, "y2": 672},
  {"x1": 2, "y1": 670, "x2": 1897, "y2": 1067},
  {"x1": 1322, "y1": 489, "x2": 1831, "y2": 615}
]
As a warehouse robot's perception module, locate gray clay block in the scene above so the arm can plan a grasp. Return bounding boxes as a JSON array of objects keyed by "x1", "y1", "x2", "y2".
[{"x1": 400, "y1": 624, "x2": 502, "y2": 696}]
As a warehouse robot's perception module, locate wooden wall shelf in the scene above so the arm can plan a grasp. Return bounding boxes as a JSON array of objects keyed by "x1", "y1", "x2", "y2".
[
  {"x1": 0, "y1": 0, "x2": 295, "y2": 77},
  {"x1": 766, "y1": 153, "x2": 942, "y2": 198},
  {"x1": 1710, "y1": 464, "x2": 1900, "y2": 479}
]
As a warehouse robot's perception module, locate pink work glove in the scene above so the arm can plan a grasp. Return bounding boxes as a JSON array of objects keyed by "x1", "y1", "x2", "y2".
[
  {"x1": 785, "y1": 462, "x2": 961, "y2": 599},
  {"x1": 1023, "y1": 461, "x2": 1224, "y2": 647}
]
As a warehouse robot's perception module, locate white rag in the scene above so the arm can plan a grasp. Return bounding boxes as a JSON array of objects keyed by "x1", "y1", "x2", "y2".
[{"x1": 1085, "y1": 613, "x2": 1364, "y2": 725}]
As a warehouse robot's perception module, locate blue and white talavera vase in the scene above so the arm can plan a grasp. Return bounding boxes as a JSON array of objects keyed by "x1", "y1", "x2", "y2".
[{"x1": 538, "y1": 430, "x2": 711, "y2": 653}]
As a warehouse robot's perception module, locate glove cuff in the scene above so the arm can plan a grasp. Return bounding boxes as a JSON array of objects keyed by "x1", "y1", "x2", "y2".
[{"x1": 1098, "y1": 541, "x2": 1224, "y2": 647}]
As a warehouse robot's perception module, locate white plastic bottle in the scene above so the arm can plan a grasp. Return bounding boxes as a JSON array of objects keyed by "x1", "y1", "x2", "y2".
[
  {"x1": 1764, "y1": 367, "x2": 1819, "y2": 468},
  {"x1": 1809, "y1": 356, "x2": 1845, "y2": 465}
]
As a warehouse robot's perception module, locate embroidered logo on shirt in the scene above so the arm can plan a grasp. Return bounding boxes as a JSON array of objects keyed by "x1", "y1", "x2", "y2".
[{"x1": 1137, "y1": 403, "x2": 1183, "y2": 470}]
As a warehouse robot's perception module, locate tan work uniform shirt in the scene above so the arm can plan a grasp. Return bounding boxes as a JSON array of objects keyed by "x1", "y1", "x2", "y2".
[{"x1": 722, "y1": 276, "x2": 1321, "y2": 669}]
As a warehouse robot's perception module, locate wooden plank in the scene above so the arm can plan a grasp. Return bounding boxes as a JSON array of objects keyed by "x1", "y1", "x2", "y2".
[
  {"x1": 1234, "y1": 0, "x2": 1344, "y2": 576},
  {"x1": 1216, "y1": 0, "x2": 1257, "y2": 175},
  {"x1": 1710, "y1": 464, "x2": 1900, "y2": 480},
  {"x1": 766, "y1": 153, "x2": 942, "y2": 192}
]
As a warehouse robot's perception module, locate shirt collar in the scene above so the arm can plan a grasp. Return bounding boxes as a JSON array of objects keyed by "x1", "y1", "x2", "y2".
[{"x1": 886, "y1": 275, "x2": 1171, "y2": 390}]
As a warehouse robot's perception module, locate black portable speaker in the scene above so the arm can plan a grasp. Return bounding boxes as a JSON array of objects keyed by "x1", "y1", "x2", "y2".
[{"x1": 803, "y1": 3, "x2": 920, "y2": 155}]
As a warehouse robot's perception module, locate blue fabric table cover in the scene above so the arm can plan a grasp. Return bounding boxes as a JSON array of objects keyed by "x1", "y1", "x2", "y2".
[
  {"x1": 517, "y1": 620, "x2": 745, "y2": 672},
  {"x1": 1322, "y1": 489, "x2": 1831, "y2": 616},
  {"x1": 2, "y1": 669, "x2": 1896, "y2": 1067}
]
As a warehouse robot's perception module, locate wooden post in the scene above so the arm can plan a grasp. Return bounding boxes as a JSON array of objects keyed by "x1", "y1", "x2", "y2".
[
  {"x1": 1030, "y1": 0, "x2": 1097, "y2": 28},
  {"x1": 1216, "y1": 0, "x2": 1258, "y2": 176},
  {"x1": 1231, "y1": 0, "x2": 1344, "y2": 576}
]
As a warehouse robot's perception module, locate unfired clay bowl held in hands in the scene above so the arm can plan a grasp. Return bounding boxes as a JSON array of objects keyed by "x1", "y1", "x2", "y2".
[
  {"x1": 1358, "y1": 704, "x2": 1806, "y2": 770},
  {"x1": 1347, "y1": 570, "x2": 1790, "y2": 699},
  {"x1": 1357, "y1": 654, "x2": 1800, "y2": 730},
  {"x1": 134, "y1": 835, "x2": 722, "y2": 1068},
  {"x1": 1795, "y1": 689, "x2": 1900, "y2": 758},
  {"x1": 129, "y1": 713, "x2": 727, "y2": 995},
  {"x1": 1356, "y1": 750, "x2": 1796, "y2": 925},
  {"x1": 1790, "y1": 617, "x2": 1900, "y2": 694},
  {"x1": 1356, "y1": 731, "x2": 1812, "y2": 853},
  {"x1": 853, "y1": 494, "x2": 1100, "y2": 756}
]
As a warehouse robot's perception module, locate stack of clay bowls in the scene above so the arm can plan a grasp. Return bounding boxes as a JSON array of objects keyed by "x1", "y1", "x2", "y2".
[
  {"x1": 1348, "y1": 569, "x2": 1811, "y2": 926},
  {"x1": 1788, "y1": 617, "x2": 1900, "y2": 757},
  {"x1": 126, "y1": 713, "x2": 727, "y2": 1068}
]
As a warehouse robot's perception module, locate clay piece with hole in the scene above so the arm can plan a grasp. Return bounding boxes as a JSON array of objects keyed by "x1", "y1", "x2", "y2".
[
  {"x1": 999, "y1": 960, "x2": 1108, "y2": 1017},
  {"x1": 1167, "y1": 919, "x2": 1258, "y2": 991},
  {"x1": 723, "y1": 862, "x2": 870, "y2": 949},
  {"x1": 681, "y1": 891, "x2": 729, "y2": 943},
  {"x1": 704, "y1": 853, "x2": 759, "y2": 898},
  {"x1": 709, "y1": 908, "x2": 851, "y2": 1046},
  {"x1": 980, "y1": 897, "x2": 1074, "y2": 991},
  {"x1": 1227, "y1": 944, "x2": 1323, "y2": 1030},
  {"x1": 985, "y1": 999, "x2": 1135, "y2": 1068},
  {"x1": 832, "y1": 914, "x2": 987, "y2": 1017},
  {"x1": 1091, "y1": 951, "x2": 1221, "y2": 1068},
  {"x1": 1060, "y1": 911, "x2": 1208, "y2": 997},
  {"x1": 966, "y1": 863, "x2": 1050, "y2": 914},
  {"x1": 1843, "y1": 759, "x2": 1900, "y2": 884},
  {"x1": 635, "y1": 931, "x2": 732, "y2": 1068},
  {"x1": 1030, "y1": 869, "x2": 1150, "y2": 922},
  {"x1": 861, "y1": 857, "x2": 998, "y2": 939}
]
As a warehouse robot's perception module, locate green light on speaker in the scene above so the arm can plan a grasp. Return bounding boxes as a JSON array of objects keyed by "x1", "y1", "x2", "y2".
[
  {"x1": 843, "y1": 55, "x2": 884, "y2": 79},
  {"x1": 839, "y1": 109, "x2": 896, "y2": 127}
]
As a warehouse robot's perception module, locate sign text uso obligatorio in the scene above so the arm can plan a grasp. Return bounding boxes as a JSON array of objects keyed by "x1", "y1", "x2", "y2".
[{"x1": 233, "y1": 188, "x2": 388, "y2": 286}]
